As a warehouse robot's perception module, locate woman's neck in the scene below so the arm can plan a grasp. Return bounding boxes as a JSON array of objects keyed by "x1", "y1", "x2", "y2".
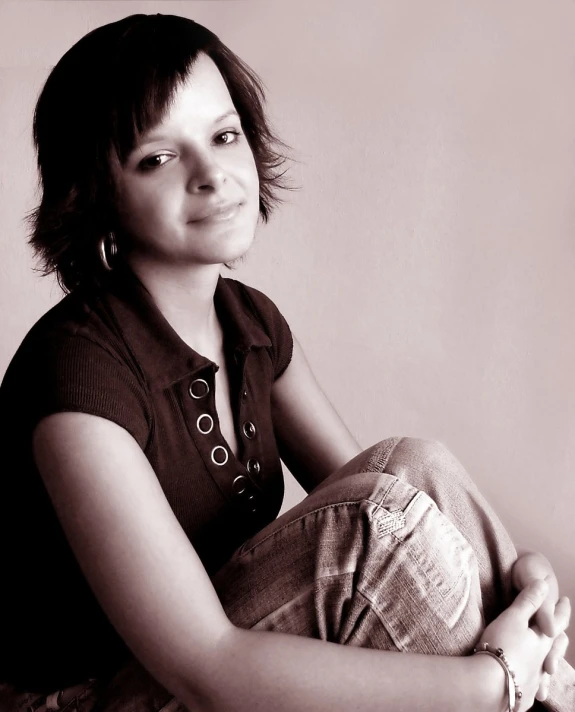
[{"x1": 128, "y1": 258, "x2": 224, "y2": 361}]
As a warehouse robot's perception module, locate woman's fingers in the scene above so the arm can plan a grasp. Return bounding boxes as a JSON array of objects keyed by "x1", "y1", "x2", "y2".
[
  {"x1": 534, "y1": 598, "x2": 556, "y2": 637},
  {"x1": 534, "y1": 594, "x2": 570, "y2": 637},
  {"x1": 543, "y1": 631, "x2": 570, "y2": 675},
  {"x1": 554, "y1": 596, "x2": 572, "y2": 634},
  {"x1": 540, "y1": 597, "x2": 570, "y2": 676},
  {"x1": 511, "y1": 579, "x2": 549, "y2": 621},
  {"x1": 538, "y1": 597, "x2": 570, "y2": 675}
]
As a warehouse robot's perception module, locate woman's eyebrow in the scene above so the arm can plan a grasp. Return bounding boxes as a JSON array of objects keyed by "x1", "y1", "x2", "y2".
[
  {"x1": 214, "y1": 110, "x2": 240, "y2": 123},
  {"x1": 136, "y1": 110, "x2": 241, "y2": 149}
]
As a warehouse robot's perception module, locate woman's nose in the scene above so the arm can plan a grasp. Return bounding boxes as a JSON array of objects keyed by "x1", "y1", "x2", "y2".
[{"x1": 186, "y1": 151, "x2": 226, "y2": 193}]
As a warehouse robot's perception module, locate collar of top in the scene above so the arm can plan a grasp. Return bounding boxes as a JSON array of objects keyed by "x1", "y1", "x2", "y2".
[{"x1": 96, "y1": 267, "x2": 272, "y2": 391}]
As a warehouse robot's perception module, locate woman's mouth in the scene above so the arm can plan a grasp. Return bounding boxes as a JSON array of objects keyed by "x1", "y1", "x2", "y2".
[{"x1": 190, "y1": 203, "x2": 242, "y2": 224}]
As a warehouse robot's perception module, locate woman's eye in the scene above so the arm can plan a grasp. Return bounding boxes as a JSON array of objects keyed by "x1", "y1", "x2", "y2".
[
  {"x1": 215, "y1": 130, "x2": 241, "y2": 145},
  {"x1": 139, "y1": 154, "x2": 172, "y2": 170}
]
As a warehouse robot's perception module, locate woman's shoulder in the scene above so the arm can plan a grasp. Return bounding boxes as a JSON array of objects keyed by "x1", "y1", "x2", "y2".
[
  {"x1": 8, "y1": 285, "x2": 135, "y2": 376},
  {"x1": 1, "y1": 287, "x2": 152, "y2": 449}
]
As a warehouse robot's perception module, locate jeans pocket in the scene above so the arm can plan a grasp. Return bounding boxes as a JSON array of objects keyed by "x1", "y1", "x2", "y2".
[
  {"x1": 399, "y1": 491, "x2": 473, "y2": 600},
  {"x1": 362, "y1": 488, "x2": 484, "y2": 654}
]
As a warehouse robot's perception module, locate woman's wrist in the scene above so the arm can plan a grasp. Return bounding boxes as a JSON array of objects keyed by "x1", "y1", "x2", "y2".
[{"x1": 468, "y1": 652, "x2": 508, "y2": 712}]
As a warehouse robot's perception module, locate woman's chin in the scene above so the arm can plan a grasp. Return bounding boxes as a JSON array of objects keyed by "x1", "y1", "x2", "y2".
[
  {"x1": 183, "y1": 239, "x2": 255, "y2": 269},
  {"x1": 212, "y1": 229, "x2": 256, "y2": 265},
  {"x1": 216, "y1": 244, "x2": 253, "y2": 268}
]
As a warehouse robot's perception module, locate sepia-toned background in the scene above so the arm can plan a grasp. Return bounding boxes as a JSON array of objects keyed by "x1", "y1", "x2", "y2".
[{"x1": 1, "y1": 0, "x2": 574, "y2": 664}]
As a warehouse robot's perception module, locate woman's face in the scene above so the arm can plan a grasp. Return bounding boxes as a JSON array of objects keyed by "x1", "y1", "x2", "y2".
[{"x1": 113, "y1": 53, "x2": 260, "y2": 270}]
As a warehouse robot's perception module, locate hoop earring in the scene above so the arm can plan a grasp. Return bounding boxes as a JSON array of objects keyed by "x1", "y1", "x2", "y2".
[{"x1": 99, "y1": 232, "x2": 117, "y2": 272}]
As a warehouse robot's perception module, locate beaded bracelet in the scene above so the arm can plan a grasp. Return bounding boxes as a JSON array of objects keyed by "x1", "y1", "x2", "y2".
[{"x1": 473, "y1": 642, "x2": 523, "y2": 712}]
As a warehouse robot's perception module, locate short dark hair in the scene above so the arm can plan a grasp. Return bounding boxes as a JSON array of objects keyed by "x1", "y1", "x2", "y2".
[{"x1": 26, "y1": 13, "x2": 290, "y2": 293}]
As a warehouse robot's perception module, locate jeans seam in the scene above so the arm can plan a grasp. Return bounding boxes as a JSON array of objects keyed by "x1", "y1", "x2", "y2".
[
  {"x1": 352, "y1": 588, "x2": 402, "y2": 651},
  {"x1": 238, "y1": 497, "x2": 392, "y2": 557},
  {"x1": 373, "y1": 475, "x2": 400, "y2": 514},
  {"x1": 402, "y1": 530, "x2": 466, "y2": 598},
  {"x1": 355, "y1": 576, "x2": 456, "y2": 652},
  {"x1": 359, "y1": 436, "x2": 405, "y2": 474}
]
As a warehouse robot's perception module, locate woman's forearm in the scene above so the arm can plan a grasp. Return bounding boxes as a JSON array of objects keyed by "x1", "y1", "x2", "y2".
[{"x1": 186, "y1": 626, "x2": 505, "y2": 712}]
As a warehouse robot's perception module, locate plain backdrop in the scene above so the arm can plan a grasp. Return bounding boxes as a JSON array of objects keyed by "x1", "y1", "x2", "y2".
[{"x1": 1, "y1": 0, "x2": 574, "y2": 666}]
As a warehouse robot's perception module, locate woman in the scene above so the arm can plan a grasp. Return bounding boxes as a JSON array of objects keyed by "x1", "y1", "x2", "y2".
[{"x1": 0, "y1": 12, "x2": 572, "y2": 712}]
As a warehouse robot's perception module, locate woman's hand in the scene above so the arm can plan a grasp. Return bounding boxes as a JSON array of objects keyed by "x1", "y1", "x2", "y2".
[
  {"x1": 511, "y1": 551, "x2": 571, "y2": 700},
  {"x1": 512, "y1": 552, "x2": 564, "y2": 636},
  {"x1": 477, "y1": 579, "x2": 561, "y2": 711}
]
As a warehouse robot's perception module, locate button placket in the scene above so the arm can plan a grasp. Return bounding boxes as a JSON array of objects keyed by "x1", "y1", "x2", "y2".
[
  {"x1": 232, "y1": 475, "x2": 258, "y2": 513},
  {"x1": 196, "y1": 414, "x2": 214, "y2": 435},
  {"x1": 185, "y1": 362, "x2": 262, "y2": 515},
  {"x1": 232, "y1": 475, "x2": 248, "y2": 494},
  {"x1": 246, "y1": 458, "x2": 261, "y2": 476},
  {"x1": 238, "y1": 448, "x2": 262, "y2": 514},
  {"x1": 236, "y1": 371, "x2": 263, "y2": 512},
  {"x1": 232, "y1": 372, "x2": 260, "y2": 514},
  {"x1": 189, "y1": 378, "x2": 210, "y2": 399},
  {"x1": 184, "y1": 372, "x2": 231, "y2": 483},
  {"x1": 245, "y1": 492, "x2": 258, "y2": 513},
  {"x1": 242, "y1": 421, "x2": 257, "y2": 439},
  {"x1": 211, "y1": 445, "x2": 229, "y2": 466}
]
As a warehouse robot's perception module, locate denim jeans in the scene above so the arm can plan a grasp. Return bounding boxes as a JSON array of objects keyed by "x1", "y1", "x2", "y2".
[{"x1": 2, "y1": 437, "x2": 574, "y2": 712}]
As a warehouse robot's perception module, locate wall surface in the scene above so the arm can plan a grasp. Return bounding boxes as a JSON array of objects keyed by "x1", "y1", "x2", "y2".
[{"x1": 1, "y1": 0, "x2": 574, "y2": 666}]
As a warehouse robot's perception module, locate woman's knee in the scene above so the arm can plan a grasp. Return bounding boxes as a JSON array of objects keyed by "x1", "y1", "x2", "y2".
[
  {"x1": 320, "y1": 436, "x2": 474, "y2": 503},
  {"x1": 390, "y1": 436, "x2": 457, "y2": 467},
  {"x1": 383, "y1": 437, "x2": 474, "y2": 493}
]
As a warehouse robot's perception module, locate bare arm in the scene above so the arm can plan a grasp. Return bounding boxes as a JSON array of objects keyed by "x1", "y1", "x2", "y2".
[
  {"x1": 33, "y1": 412, "x2": 544, "y2": 712},
  {"x1": 271, "y1": 336, "x2": 362, "y2": 491}
]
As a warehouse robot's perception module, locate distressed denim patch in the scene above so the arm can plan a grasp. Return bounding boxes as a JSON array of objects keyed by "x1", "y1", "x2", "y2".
[{"x1": 372, "y1": 509, "x2": 406, "y2": 538}]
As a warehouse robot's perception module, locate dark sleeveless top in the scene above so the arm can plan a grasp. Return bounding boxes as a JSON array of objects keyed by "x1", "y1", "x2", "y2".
[{"x1": 0, "y1": 268, "x2": 293, "y2": 691}]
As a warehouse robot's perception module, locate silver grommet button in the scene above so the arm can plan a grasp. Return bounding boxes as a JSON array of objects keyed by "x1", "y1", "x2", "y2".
[
  {"x1": 211, "y1": 446, "x2": 229, "y2": 466},
  {"x1": 232, "y1": 475, "x2": 248, "y2": 495},
  {"x1": 189, "y1": 378, "x2": 209, "y2": 399},
  {"x1": 242, "y1": 421, "x2": 256, "y2": 439},
  {"x1": 247, "y1": 458, "x2": 261, "y2": 475},
  {"x1": 196, "y1": 414, "x2": 214, "y2": 435}
]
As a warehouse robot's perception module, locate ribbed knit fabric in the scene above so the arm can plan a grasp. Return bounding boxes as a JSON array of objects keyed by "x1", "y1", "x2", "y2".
[{"x1": 0, "y1": 269, "x2": 293, "y2": 692}]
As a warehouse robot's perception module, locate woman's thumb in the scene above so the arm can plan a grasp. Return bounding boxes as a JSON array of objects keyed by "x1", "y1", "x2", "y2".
[{"x1": 512, "y1": 578, "x2": 549, "y2": 620}]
